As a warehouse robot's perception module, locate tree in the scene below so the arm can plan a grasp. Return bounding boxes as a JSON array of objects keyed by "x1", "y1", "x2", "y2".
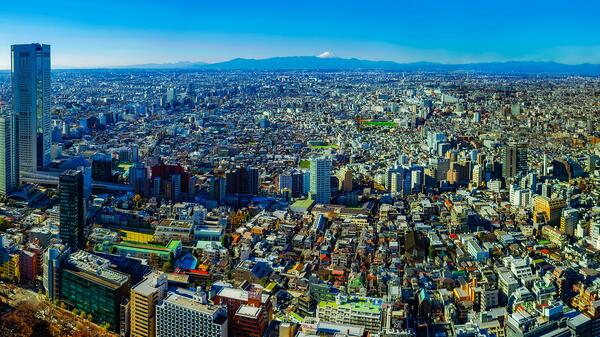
[{"x1": 162, "y1": 261, "x2": 172, "y2": 273}]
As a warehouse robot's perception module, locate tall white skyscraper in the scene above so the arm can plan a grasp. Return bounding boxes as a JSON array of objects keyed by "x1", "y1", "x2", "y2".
[
  {"x1": 0, "y1": 112, "x2": 19, "y2": 196},
  {"x1": 309, "y1": 157, "x2": 331, "y2": 204},
  {"x1": 11, "y1": 43, "x2": 52, "y2": 175}
]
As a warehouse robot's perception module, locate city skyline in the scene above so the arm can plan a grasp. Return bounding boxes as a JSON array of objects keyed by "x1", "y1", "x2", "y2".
[
  {"x1": 1, "y1": 2, "x2": 600, "y2": 337},
  {"x1": 1, "y1": 0, "x2": 600, "y2": 68}
]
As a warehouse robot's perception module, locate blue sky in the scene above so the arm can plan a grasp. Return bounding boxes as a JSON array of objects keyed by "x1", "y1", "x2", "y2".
[{"x1": 1, "y1": 0, "x2": 599, "y2": 68}]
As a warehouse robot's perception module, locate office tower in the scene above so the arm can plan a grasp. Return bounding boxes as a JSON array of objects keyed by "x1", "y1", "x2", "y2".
[
  {"x1": 131, "y1": 144, "x2": 139, "y2": 162},
  {"x1": 309, "y1": 157, "x2": 331, "y2": 204},
  {"x1": 42, "y1": 243, "x2": 70, "y2": 300},
  {"x1": 129, "y1": 162, "x2": 148, "y2": 196},
  {"x1": 209, "y1": 176, "x2": 226, "y2": 204},
  {"x1": 560, "y1": 208, "x2": 579, "y2": 237},
  {"x1": 150, "y1": 164, "x2": 191, "y2": 201},
  {"x1": 170, "y1": 174, "x2": 182, "y2": 201},
  {"x1": 0, "y1": 112, "x2": 19, "y2": 196},
  {"x1": 225, "y1": 166, "x2": 259, "y2": 195},
  {"x1": 152, "y1": 176, "x2": 161, "y2": 198},
  {"x1": 247, "y1": 166, "x2": 259, "y2": 195},
  {"x1": 166, "y1": 88, "x2": 177, "y2": 105},
  {"x1": 60, "y1": 251, "x2": 131, "y2": 333},
  {"x1": 502, "y1": 142, "x2": 528, "y2": 180},
  {"x1": 302, "y1": 170, "x2": 310, "y2": 195},
  {"x1": 430, "y1": 158, "x2": 450, "y2": 183},
  {"x1": 59, "y1": 170, "x2": 85, "y2": 249},
  {"x1": 91, "y1": 153, "x2": 114, "y2": 182},
  {"x1": 11, "y1": 44, "x2": 51, "y2": 174},
  {"x1": 533, "y1": 196, "x2": 566, "y2": 227},
  {"x1": 130, "y1": 272, "x2": 168, "y2": 337},
  {"x1": 278, "y1": 172, "x2": 293, "y2": 194}
]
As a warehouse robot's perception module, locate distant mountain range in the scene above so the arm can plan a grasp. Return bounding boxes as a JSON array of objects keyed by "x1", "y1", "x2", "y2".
[{"x1": 59, "y1": 56, "x2": 600, "y2": 74}]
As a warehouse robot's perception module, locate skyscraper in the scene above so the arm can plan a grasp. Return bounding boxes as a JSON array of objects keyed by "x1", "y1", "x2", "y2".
[
  {"x1": 11, "y1": 43, "x2": 51, "y2": 175},
  {"x1": 309, "y1": 157, "x2": 331, "y2": 204},
  {"x1": 59, "y1": 170, "x2": 85, "y2": 250},
  {"x1": 502, "y1": 142, "x2": 528, "y2": 180},
  {"x1": 247, "y1": 166, "x2": 260, "y2": 195},
  {"x1": 0, "y1": 112, "x2": 19, "y2": 196}
]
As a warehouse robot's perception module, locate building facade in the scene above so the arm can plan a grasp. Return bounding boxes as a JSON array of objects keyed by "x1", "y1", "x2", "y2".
[
  {"x1": 59, "y1": 170, "x2": 85, "y2": 249},
  {"x1": 156, "y1": 292, "x2": 227, "y2": 337},
  {"x1": 310, "y1": 157, "x2": 332, "y2": 204},
  {"x1": 0, "y1": 112, "x2": 19, "y2": 196},
  {"x1": 11, "y1": 43, "x2": 51, "y2": 174}
]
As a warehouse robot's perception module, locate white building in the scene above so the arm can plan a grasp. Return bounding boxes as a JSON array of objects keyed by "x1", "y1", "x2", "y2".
[
  {"x1": 310, "y1": 157, "x2": 331, "y2": 204},
  {"x1": 156, "y1": 292, "x2": 227, "y2": 337}
]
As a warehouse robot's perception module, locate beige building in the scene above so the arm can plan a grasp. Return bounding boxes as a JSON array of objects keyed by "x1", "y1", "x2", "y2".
[
  {"x1": 336, "y1": 167, "x2": 353, "y2": 192},
  {"x1": 130, "y1": 272, "x2": 168, "y2": 337},
  {"x1": 533, "y1": 196, "x2": 566, "y2": 226}
]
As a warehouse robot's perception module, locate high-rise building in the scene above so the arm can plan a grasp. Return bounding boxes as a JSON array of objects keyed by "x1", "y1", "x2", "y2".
[
  {"x1": 336, "y1": 167, "x2": 353, "y2": 192},
  {"x1": 156, "y1": 291, "x2": 228, "y2": 337},
  {"x1": 42, "y1": 243, "x2": 70, "y2": 300},
  {"x1": 129, "y1": 162, "x2": 149, "y2": 197},
  {"x1": 309, "y1": 157, "x2": 331, "y2": 204},
  {"x1": 0, "y1": 112, "x2": 19, "y2": 196},
  {"x1": 560, "y1": 208, "x2": 579, "y2": 237},
  {"x1": 59, "y1": 170, "x2": 85, "y2": 250},
  {"x1": 247, "y1": 166, "x2": 259, "y2": 195},
  {"x1": 60, "y1": 250, "x2": 130, "y2": 333},
  {"x1": 225, "y1": 166, "x2": 259, "y2": 196},
  {"x1": 11, "y1": 43, "x2": 51, "y2": 174},
  {"x1": 472, "y1": 164, "x2": 484, "y2": 188},
  {"x1": 91, "y1": 153, "x2": 115, "y2": 183},
  {"x1": 209, "y1": 176, "x2": 226, "y2": 204},
  {"x1": 130, "y1": 272, "x2": 168, "y2": 337},
  {"x1": 502, "y1": 142, "x2": 528, "y2": 180}
]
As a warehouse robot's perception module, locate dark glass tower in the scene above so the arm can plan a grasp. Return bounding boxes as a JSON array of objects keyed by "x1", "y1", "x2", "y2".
[
  {"x1": 59, "y1": 169, "x2": 85, "y2": 249},
  {"x1": 502, "y1": 142, "x2": 528, "y2": 180}
]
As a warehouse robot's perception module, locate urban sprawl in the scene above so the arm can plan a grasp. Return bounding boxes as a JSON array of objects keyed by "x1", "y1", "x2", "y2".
[{"x1": 0, "y1": 43, "x2": 600, "y2": 337}]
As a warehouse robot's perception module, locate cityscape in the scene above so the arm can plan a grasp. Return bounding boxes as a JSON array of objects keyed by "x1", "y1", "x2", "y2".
[{"x1": 1, "y1": 2, "x2": 600, "y2": 337}]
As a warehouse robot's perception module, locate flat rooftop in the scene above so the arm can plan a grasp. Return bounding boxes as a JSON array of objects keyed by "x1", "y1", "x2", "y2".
[
  {"x1": 217, "y1": 287, "x2": 270, "y2": 304},
  {"x1": 161, "y1": 292, "x2": 225, "y2": 322},
  {"x1": 236, "y1": 304, "x2": 262, "y2": 318},
  {"x1": 66, "y1": 250, "x2": 129, "y2": 287}
]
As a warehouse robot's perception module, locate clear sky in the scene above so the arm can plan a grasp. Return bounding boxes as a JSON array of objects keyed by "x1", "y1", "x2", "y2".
[{"x1": 1, "y1": 0, "x2": 599, "y2": 68}]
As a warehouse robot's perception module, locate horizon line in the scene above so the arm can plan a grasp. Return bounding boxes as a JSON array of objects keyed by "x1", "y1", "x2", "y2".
[{"x1": 0, "y1": 55, "x2": 599, "y2": 71}]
